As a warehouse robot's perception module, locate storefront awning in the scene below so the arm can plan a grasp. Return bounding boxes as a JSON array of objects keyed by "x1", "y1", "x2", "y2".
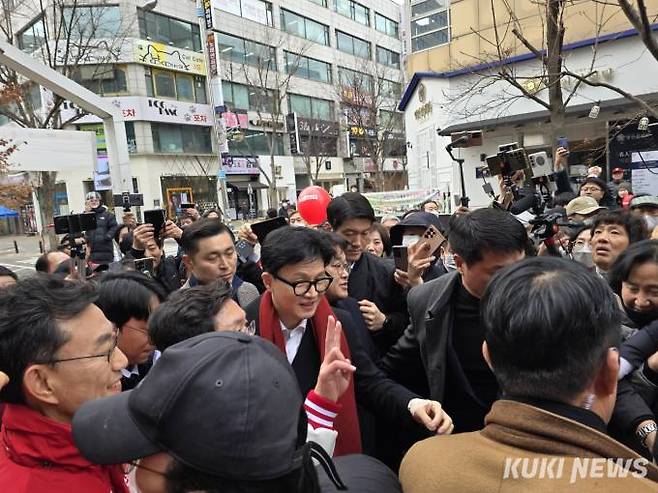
[
  {"x1": 227, "y1": 181, "x2": 268, "y2": 191},
  {"x1": 438, "y1": 93, "x2": 658, "y2": 136}
]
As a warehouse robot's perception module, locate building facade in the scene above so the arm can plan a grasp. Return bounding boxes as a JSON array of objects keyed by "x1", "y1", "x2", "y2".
[
  {"x1": 2, "y1": 0, "x2": 406, "y2": 222},
  {"x1": 400, "y1": 0, "x2": 658, "y2": 208}
]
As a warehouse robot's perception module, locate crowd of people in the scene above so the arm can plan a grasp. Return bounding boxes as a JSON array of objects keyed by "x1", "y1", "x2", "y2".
[{"x1": 3, "y1": 157, "x2": 658, "y2": 491}]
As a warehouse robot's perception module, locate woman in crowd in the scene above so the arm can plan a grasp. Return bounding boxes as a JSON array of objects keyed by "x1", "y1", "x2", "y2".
[
  {"x1": 618, "y1": 182, "x2": 634, "y2": 210},
  {"x1": 367, "y1": 222, "x2": 392, "y2": 258},
  {"x1": 568, "y1": 225, "x2": 594, "y2": 269}
]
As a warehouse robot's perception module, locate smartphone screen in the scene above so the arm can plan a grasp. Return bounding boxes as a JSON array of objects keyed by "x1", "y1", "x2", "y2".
[
  {"x1": 144, "y1": 209, "x2": 166, "y2": 235},
  {"x1": 393, "y1": 245, "x2": 409, "y2": 271},
  {"x1": 251, "y1": 216, "x2": 288, "y2": 244},
  {"x1": 235, "y1": 238, "x2": 255, "y2": 262},
  {"x1": 557, "y1": 136, "x2": 569, "y2": 150}
]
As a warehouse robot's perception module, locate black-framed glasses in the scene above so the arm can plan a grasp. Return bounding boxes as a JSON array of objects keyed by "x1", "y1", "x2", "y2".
[
  {"x1": 38, "y1": 333, "x2": 119, "y2": 365},
  {"x1": 273, "y1": 274, "x2": 333, "y2": 296}
]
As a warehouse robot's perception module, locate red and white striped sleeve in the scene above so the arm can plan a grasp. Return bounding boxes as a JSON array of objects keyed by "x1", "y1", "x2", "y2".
[{"x1": 304, "y1": 390, "x2": 342, "y2": 430}]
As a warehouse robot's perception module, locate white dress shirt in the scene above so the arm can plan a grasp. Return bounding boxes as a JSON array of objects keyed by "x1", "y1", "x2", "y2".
[{"x1": 279, "y1": 319, "x2": 308, "y2": 364}]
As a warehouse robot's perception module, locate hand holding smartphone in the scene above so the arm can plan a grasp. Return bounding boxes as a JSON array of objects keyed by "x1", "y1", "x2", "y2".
[{"x1": 144, "y1": 209, "x2": 166, "y2": 236}]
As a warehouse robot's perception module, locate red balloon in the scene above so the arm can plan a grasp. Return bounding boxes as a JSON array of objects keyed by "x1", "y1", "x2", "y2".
[{"x1": 297, "y1": 186, "x2": 331, "y2": 225}]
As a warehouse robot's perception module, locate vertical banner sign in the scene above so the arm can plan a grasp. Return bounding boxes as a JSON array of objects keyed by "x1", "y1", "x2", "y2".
[
  {"x1": 203, "y1": 0, "x2": 213, "y2": 29},
  {"x1": 207, "y1": 33, "x2": 218, "y2": 77},
  {"x1": 287, "y1": 112, "x2": 301, "y2": 154}
]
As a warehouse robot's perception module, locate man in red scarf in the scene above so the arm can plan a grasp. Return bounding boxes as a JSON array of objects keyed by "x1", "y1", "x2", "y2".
[
  {"x1": 0, "y1": 276, "x2": 130, "y2": 493},
  {"x1": 244, "y1": 226, "x2": 453, "y2": 457}
]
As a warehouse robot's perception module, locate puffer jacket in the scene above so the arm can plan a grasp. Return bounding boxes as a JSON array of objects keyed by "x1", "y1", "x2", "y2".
[{"x1": 86, "y1": 205, "x2": 119, "y2": 264}]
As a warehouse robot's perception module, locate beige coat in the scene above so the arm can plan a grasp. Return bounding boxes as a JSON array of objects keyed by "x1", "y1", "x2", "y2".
[{"x1": 400, "y1": 400, "x2": 658, "y2": 492}]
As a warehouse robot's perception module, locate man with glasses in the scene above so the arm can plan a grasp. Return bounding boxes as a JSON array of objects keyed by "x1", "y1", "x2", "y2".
[
  {"x1": 0, "y1": 275, "x2": 129, "y2": 492},
  {"x1": 95, "y1": 272, "x2": 167, "y2": 391},
  {"x1": 245, "y1": 226, "x2": 454, "y2": 457}
]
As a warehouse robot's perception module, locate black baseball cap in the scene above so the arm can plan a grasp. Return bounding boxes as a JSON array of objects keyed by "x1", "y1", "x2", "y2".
[
  {"x1": 72, "y1": 332, "x2": 305, "y2": 480},
  {"x1": 389, "y1": 211, "x2": 445, "y2": 246}
]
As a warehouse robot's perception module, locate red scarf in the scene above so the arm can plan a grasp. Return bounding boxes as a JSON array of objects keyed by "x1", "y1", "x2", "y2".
[{"x1": 258, "y1": 292, "x2": 362, "y2": 456}]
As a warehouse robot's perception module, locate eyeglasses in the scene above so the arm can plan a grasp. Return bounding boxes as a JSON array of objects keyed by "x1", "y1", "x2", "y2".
[
  {"x1": 38, "y1": 333, "x2": 119, "y2": 365},
  {"x1": 329, "y1": 262, "x2": 350, "y2": 273},
  {"x1": 273, "y1": 274, "x2": 333, "y2": 296},
  {"x1": 581, "y1": 187, "x2": 602, "y2": 193}
]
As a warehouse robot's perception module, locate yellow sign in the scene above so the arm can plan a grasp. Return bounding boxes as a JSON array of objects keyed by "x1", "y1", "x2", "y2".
[{"x1": 134, "y1": 40, "x2": 206, "y2": 76}]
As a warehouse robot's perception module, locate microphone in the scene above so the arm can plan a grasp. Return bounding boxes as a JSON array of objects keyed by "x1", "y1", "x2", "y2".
[{"x1": 446, "y1": 135, "x2": 469, "y2": 150}]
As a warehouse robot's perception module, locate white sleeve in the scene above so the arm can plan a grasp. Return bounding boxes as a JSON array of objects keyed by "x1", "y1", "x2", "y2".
[{"x1": 306, "y1": 424, "x2": 337, "y2": 457}]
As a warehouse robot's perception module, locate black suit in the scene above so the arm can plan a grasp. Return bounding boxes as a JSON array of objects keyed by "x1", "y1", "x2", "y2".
[
  {"x1": 244, "y1": 297, "x2": 418, "y2": 453},
  {"x1": 380, "y1": 271, "x2": 496, "y2": 432},
  {"x1": 348, "y1": 253, "x2": 408, "y2": 356}
]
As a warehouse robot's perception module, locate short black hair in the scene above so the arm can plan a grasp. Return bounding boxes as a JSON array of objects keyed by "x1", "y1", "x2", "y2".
[
  {"x1": 554, "y1": 191, "x2": 578, "y2": 207},
  {"x1": 148, "y1": 281, "x2": 232, "y2": 352},
  {"x1": 609, "y1": 239, "x2": 658, "y2": 295},
  {"x1": 180, "y1": 219, "x2": 234, "y2": 256},
  {"x1": 261, "y1": 226, "x2": 334, "y2": 276},
  {"x1": 580, "y1": 176, "x2": 613, "y2": 203},
  {"x1": 370, "y1": 222, "x2": 392, "y2": 257},
  {"x1": 327, "y1": 192, "x2": 375, "y2": 229},
  {"x1": 35, "y1": 252, "x2": 51, "y2": 273},
  {"x1": 591, "y1": 210, "x2": 647, "y2": 244},
  {"x1": 0, "y1": 265, "x2": 17, "y2": 280},
  {"x1": 0, "y1": 276, "x2": 98, "y2": 404},
  {"x1": 202, "y1": 208, "x2": 222, "y2": 218},
  {"x1": 94, "y1": 271, "x2": 167, "y2": 330},
  {"x1": 482, "y1": 257, "x2": 621, "y2": 402},
  {"x1": 323, "y1": 232, "x2": 348, "y2": 253},
  {"x1": 420, "y1": 199, "x2": 438, "y2": 210},
  {"x1": 448, "y1": 208, "x2": 528, "y2": 265},
  {"x1": 266, "y1": 208, "x2": 278, "y2": 219}
]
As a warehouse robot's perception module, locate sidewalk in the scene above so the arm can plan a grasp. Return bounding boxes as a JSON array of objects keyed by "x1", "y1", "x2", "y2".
[{"x1": 0, "y1": 234, "x2": 43, "y2": 256}]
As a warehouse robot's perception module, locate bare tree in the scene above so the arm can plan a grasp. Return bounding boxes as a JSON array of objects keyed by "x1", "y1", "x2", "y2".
[
  {"x1": 222, "y1": 31, "x2": 311, "y2": 208},
  {"x1": 299, "y1": 117, "x2": 339, "y2": 184},
  {"x1": 443, "y1": 0, "x2": 658, "y2": 144},
  {"x1": 336, "y1": 58, "x2": 405, "y2": 191},
  {"x1": 0, "y1": 0, "x2": 132, "y2": 248}
]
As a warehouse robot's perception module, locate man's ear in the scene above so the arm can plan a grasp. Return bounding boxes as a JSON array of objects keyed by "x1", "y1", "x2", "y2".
[
  {"x1": 454, "y1": 253, "x2": 466, "y2": 275},
  {"x1": 482, "y1": 341, "x2": 493, "y2": 371},
  {"x1": 182, "y1": 254, "x2": 192, "y2": 271},
  {"x1": 23, "y1": 364, "x2": 59, "y2": 407},
  {"x1": 262, "y1": 272, "x2": 273, "y2": 291},
  {"x1": 593, "y1": 347, "x2": 620, "y2": 399}
]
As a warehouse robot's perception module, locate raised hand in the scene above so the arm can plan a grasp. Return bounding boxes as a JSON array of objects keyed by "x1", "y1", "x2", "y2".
[{"x1": 314, "y1": 316, "x2": 355, "y2": 403}]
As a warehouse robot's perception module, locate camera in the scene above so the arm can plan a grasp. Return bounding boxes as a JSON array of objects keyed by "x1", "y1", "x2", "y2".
[
  {"x1": 53, "y1": 213, "x2": 97, "y2": 235},
  {"x1": 113, "y1": 192, "x2": 144, "y2": 212},
  {"x1": 527, "y1": 151, "x2": 554, "y2": 179},
  {"x1": 485, "y1": 142, "x2": 530, "y2": 176}
]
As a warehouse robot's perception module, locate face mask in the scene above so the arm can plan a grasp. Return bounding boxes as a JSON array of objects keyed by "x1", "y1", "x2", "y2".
[
  {"x1": 583, "y1": 218, "x2": 594, "y2": 227},
  {"x1": 402, "y1": 235, "x2": 421, "y2": 247},
  {"x1": 644, "y1": 215, "x2": 658, "y2": 232},
  {"x1": 571, "y1": 244, "x2": 593, "y2": 267},
  {"x1": 442, "y1": 253, "x2": 457, "y2": 271}
]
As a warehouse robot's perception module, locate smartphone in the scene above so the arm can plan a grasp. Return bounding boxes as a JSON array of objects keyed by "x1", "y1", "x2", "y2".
[
  {"x1": 393, "y1": 245, "x2": 409, "y2": 271},
  {"x1": 133, "y1": 257, "x2": 155, "y2": 277},
  {"x1": 557, "y1": 136, "x2": 569, "y2": 150},
  {"x1": 180, "y1": 203, "x2": 196, "y2": 210},
  {"x1": 144, "y1": 209, "x2": 166, "y2": 235},
  {"x1": 251, "y1": 216, "x2": 288, "y2": 244},
  {"x1": 235, "y1": 238, "x2": 255, "y2": 263},
  {"x1": 417, "y1": 225, "x2": 446, "y2": 255}
]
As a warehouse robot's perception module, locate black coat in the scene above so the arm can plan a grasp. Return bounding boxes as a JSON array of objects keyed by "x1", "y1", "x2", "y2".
[
  {"x1": 348, "y1": 253, "x2": 408, "y2": 356},
  {"x1": 380, "y1": 271, "x2": 494, "y2": 423},
  {"x1": 244, "y1": 297, "x2": 418, "y2": 438},
  {"x1": 129, "y1": 247, "x2": 182, "y2": 294},
  {"x1": 86, "y1": 206, "x2": 118, "y2": 264}
]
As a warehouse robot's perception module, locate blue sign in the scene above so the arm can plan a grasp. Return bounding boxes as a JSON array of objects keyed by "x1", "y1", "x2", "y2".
[{"x1": 218, "y1": 169, "x2": 226, "y2": 180}]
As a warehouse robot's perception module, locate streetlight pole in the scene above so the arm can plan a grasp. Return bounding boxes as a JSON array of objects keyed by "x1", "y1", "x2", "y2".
[{"x1": 196, "y1": 0, "x2": 230, "y2": 218}]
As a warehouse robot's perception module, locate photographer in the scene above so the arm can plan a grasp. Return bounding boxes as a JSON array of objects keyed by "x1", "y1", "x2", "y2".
[
  {"x1": 129, "y1": 221, "x2": 183, "y2": 293},
  {"x1": 84, "y1": 191, "x2": 118, "y2": 267}
]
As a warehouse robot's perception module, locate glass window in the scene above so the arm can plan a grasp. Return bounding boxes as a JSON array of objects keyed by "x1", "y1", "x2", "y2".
[
  {"x1": 223, "y1": 81, "x2": 250, "y2": 110},
  {"x1": 376, "y1": 46, "x2": 400, "y2": 68},
  {"x1": 62, "y1": 6, "x2": 121, "y2": 40},
  {"x1": 218, "y1": 32, "x2": 276, "y2": 69},
  {"x1": 336, "y1": 0, "x2": 351, "y2": 17},
  {"x1": 280, "y1": 9, "x2": 329, "y2": 46},
  {"x1": 285, "y1": 51, "x2": 331, "y2": 84},
  {"x1": 313, "y1": 98, "x2": 333, "y2": 121},
  {"x1": 289, "y1": 94, "x2": 333, "y2": 121},
  {"x1": 194, "y1": 77, "x2": 207, "y2": 104},
  {"x1": 153, "y1": 70, "x2": 176, "y2": 99},
  {"x1": 309, "y1": 0, "x2": 327, "y2": 6},
  {"x1": 380, "y1": 78, "x2": 402, "y2": 99},
  {"x1": 71, "y1": 65, "x2": 128, "y2": 96},
  {"x1": 375, "y1": 13, "x2": 399, "y2": 38},
  {"x1": 229, "y1": 130, "x2": 284, "y2": 156},
  {"x1": 338, "y1": 67, "x2": 373, "y2": 91},
  {"x1": 17, "y1": 15, "x2": 46, "y2": 52},
  {"x1": 289, "y1": 94, "x2": 312, "y2": 119},
  {"x1": 411, "y1": 0, "x2": 446, "y2": 17},
  {"x1": 336, "y1": 31, "x2": 370, "y2": 59},
  {"x1": 380, "y1": 110, "x2": 404, "y2": 131},
  {"x1": 175, "y1": 74, "x2": 195, "y2": 101},
  {"x1": 412, "y1": 29, "x2": 449, "y2": 51},
  {"x1": 412, "y1": 11, "x2": 448, "y2": 36},
  {"x1": 152, "y1": 123, "x2": 212, "y2": 153},
  {"x1": 126, "y1": 122, "x2": 137, "y2": 153},
  {"x1": 335, "y1": 0, "x2": 369, "y2": 26},
  {"x1": 138, "y1": 10, "x2": 202, "y2": 52}
]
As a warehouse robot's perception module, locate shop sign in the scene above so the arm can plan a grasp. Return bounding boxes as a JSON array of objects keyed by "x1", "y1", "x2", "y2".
[
  {"x1": 349, "y1": 126, "x2": 377, "y2": 139},
  {"x1": 134, "y1": 39, "x2": 206, "y2": 75},
  {"x1": 207, "y1": 33, "x2": 218, "y2": 77},
  {"x1": 203, "y1": 0, "x2": 214, "y2": 29},
  {"x1": 60, "y1": 97, "x2": 214, "y2": 126},
  {"x1": 222, "y1": 156, "x2": 260, "y2": 174},
  {"x1": 298, "y1": 118, "x2": 339, "y2": 136}
]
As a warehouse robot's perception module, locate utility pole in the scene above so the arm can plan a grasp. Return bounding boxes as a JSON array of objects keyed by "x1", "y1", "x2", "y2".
[{"x1": 197, "y1": 0, "x2": 231, "y2": 218}]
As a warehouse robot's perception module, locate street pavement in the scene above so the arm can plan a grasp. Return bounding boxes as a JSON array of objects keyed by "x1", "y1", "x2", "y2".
[{"x1": 0, "y1": 234, "x2": 180, "y2": 278}]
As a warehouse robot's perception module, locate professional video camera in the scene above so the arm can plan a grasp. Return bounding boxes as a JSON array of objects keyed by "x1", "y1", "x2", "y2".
[{"x1": 53, "y1": 213, "x2": 98, "y2": 277}]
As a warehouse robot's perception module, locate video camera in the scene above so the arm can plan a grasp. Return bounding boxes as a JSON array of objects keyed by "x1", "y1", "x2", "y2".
[
  {"x1": 113, "y1": 192, "x2": 144, "y2": 212},
  {"x1": 53, "y1": 213, "x2": 97, "y2": 235},
  {"x1": 485, "y1": 142, "x2": 529, "y2": 177}
]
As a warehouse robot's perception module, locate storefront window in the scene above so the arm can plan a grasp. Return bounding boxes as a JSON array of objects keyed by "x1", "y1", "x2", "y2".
[
  {"x1": 61, "y1": 6, "x2": 122, "y2": 39},
  {"x1": 138, "y1": 9, "x2": 202, "y2": 52},
  {"x1": 70, "y1": 65, "x2": 128, "y2": 96},
  {"x1": 146, "y1": 68, "x2": 207, "y2": 103},
  {"x1": 152, "y1": 123, "x2": 212, "y2": 154}
]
